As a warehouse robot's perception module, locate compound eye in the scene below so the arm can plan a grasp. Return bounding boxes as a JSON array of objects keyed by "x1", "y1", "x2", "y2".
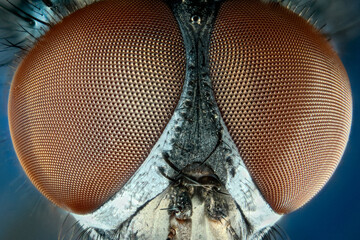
[
  {"x1": 8, "y1": 0, "x2": 185, "y2": 214},
  {"x1": 210, "y1": 0, "x2": 352, "y2": 214}
]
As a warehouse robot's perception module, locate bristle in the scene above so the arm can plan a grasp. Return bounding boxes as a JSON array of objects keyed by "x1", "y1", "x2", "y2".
[{"x1": 0, "y1": 0, "x2": 98, "y2": 66}]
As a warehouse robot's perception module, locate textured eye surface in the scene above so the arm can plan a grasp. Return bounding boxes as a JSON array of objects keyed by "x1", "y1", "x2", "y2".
[
  {"x1": 210, "y1": 0, "x2": 352, "y2": 214},
  {"x1": 8, "y1": 0, "x2": 185, "y2": 214}
]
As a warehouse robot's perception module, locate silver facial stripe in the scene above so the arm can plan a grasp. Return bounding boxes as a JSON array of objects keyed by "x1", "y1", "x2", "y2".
[{"x1": 73, "y1": 0, "x2": 281, "y2": 238}]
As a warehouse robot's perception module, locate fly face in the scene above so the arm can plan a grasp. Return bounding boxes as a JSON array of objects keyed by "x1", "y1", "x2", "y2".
[
  {"x1": 109, "y1": 163, "x2": 250, "y2": 240},
  {"x1": 5, "y1": 0, "x2": 352, "y2": 239}
]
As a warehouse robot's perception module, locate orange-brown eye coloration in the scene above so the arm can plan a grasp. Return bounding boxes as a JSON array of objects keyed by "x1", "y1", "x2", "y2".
[
  {"x1": 7, "y1": 0, "x2": 352, "y2": 222},
  {"x1": 210, "y1": 0, "x2": 352, "y2": 214},
  {"x1": 8, "y1": 0, "x2": 185, "y2": 214}
]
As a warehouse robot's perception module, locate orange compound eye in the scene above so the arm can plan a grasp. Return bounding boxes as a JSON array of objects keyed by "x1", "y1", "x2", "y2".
[
  {"x1": 8, "y1": 0, "x2": 185, "y2": 214},
  {"x1": 210, "y1": 0, "x2": 352, "y2": 214}
]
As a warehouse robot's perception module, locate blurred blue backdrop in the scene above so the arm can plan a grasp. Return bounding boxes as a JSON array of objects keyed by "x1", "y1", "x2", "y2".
[{"x1": 0, "y1": 1, "x2": 359, "y2": 239}]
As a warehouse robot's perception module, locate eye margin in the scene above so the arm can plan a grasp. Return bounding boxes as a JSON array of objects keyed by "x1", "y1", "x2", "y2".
[
  {"x1": 0, "y1": 0, "x2": 100, "y2": 67},
  {"x1": 209, "y1": 0, "x2": 352, "y2": 214},
  {"x1": 7, "y1": 0, "x2": 186, "y2": 214}
]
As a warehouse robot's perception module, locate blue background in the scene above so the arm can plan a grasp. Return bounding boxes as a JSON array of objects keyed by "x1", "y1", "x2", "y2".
[{"x1": 0, "y1": 2, "x2": 360, "y2": 240}]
